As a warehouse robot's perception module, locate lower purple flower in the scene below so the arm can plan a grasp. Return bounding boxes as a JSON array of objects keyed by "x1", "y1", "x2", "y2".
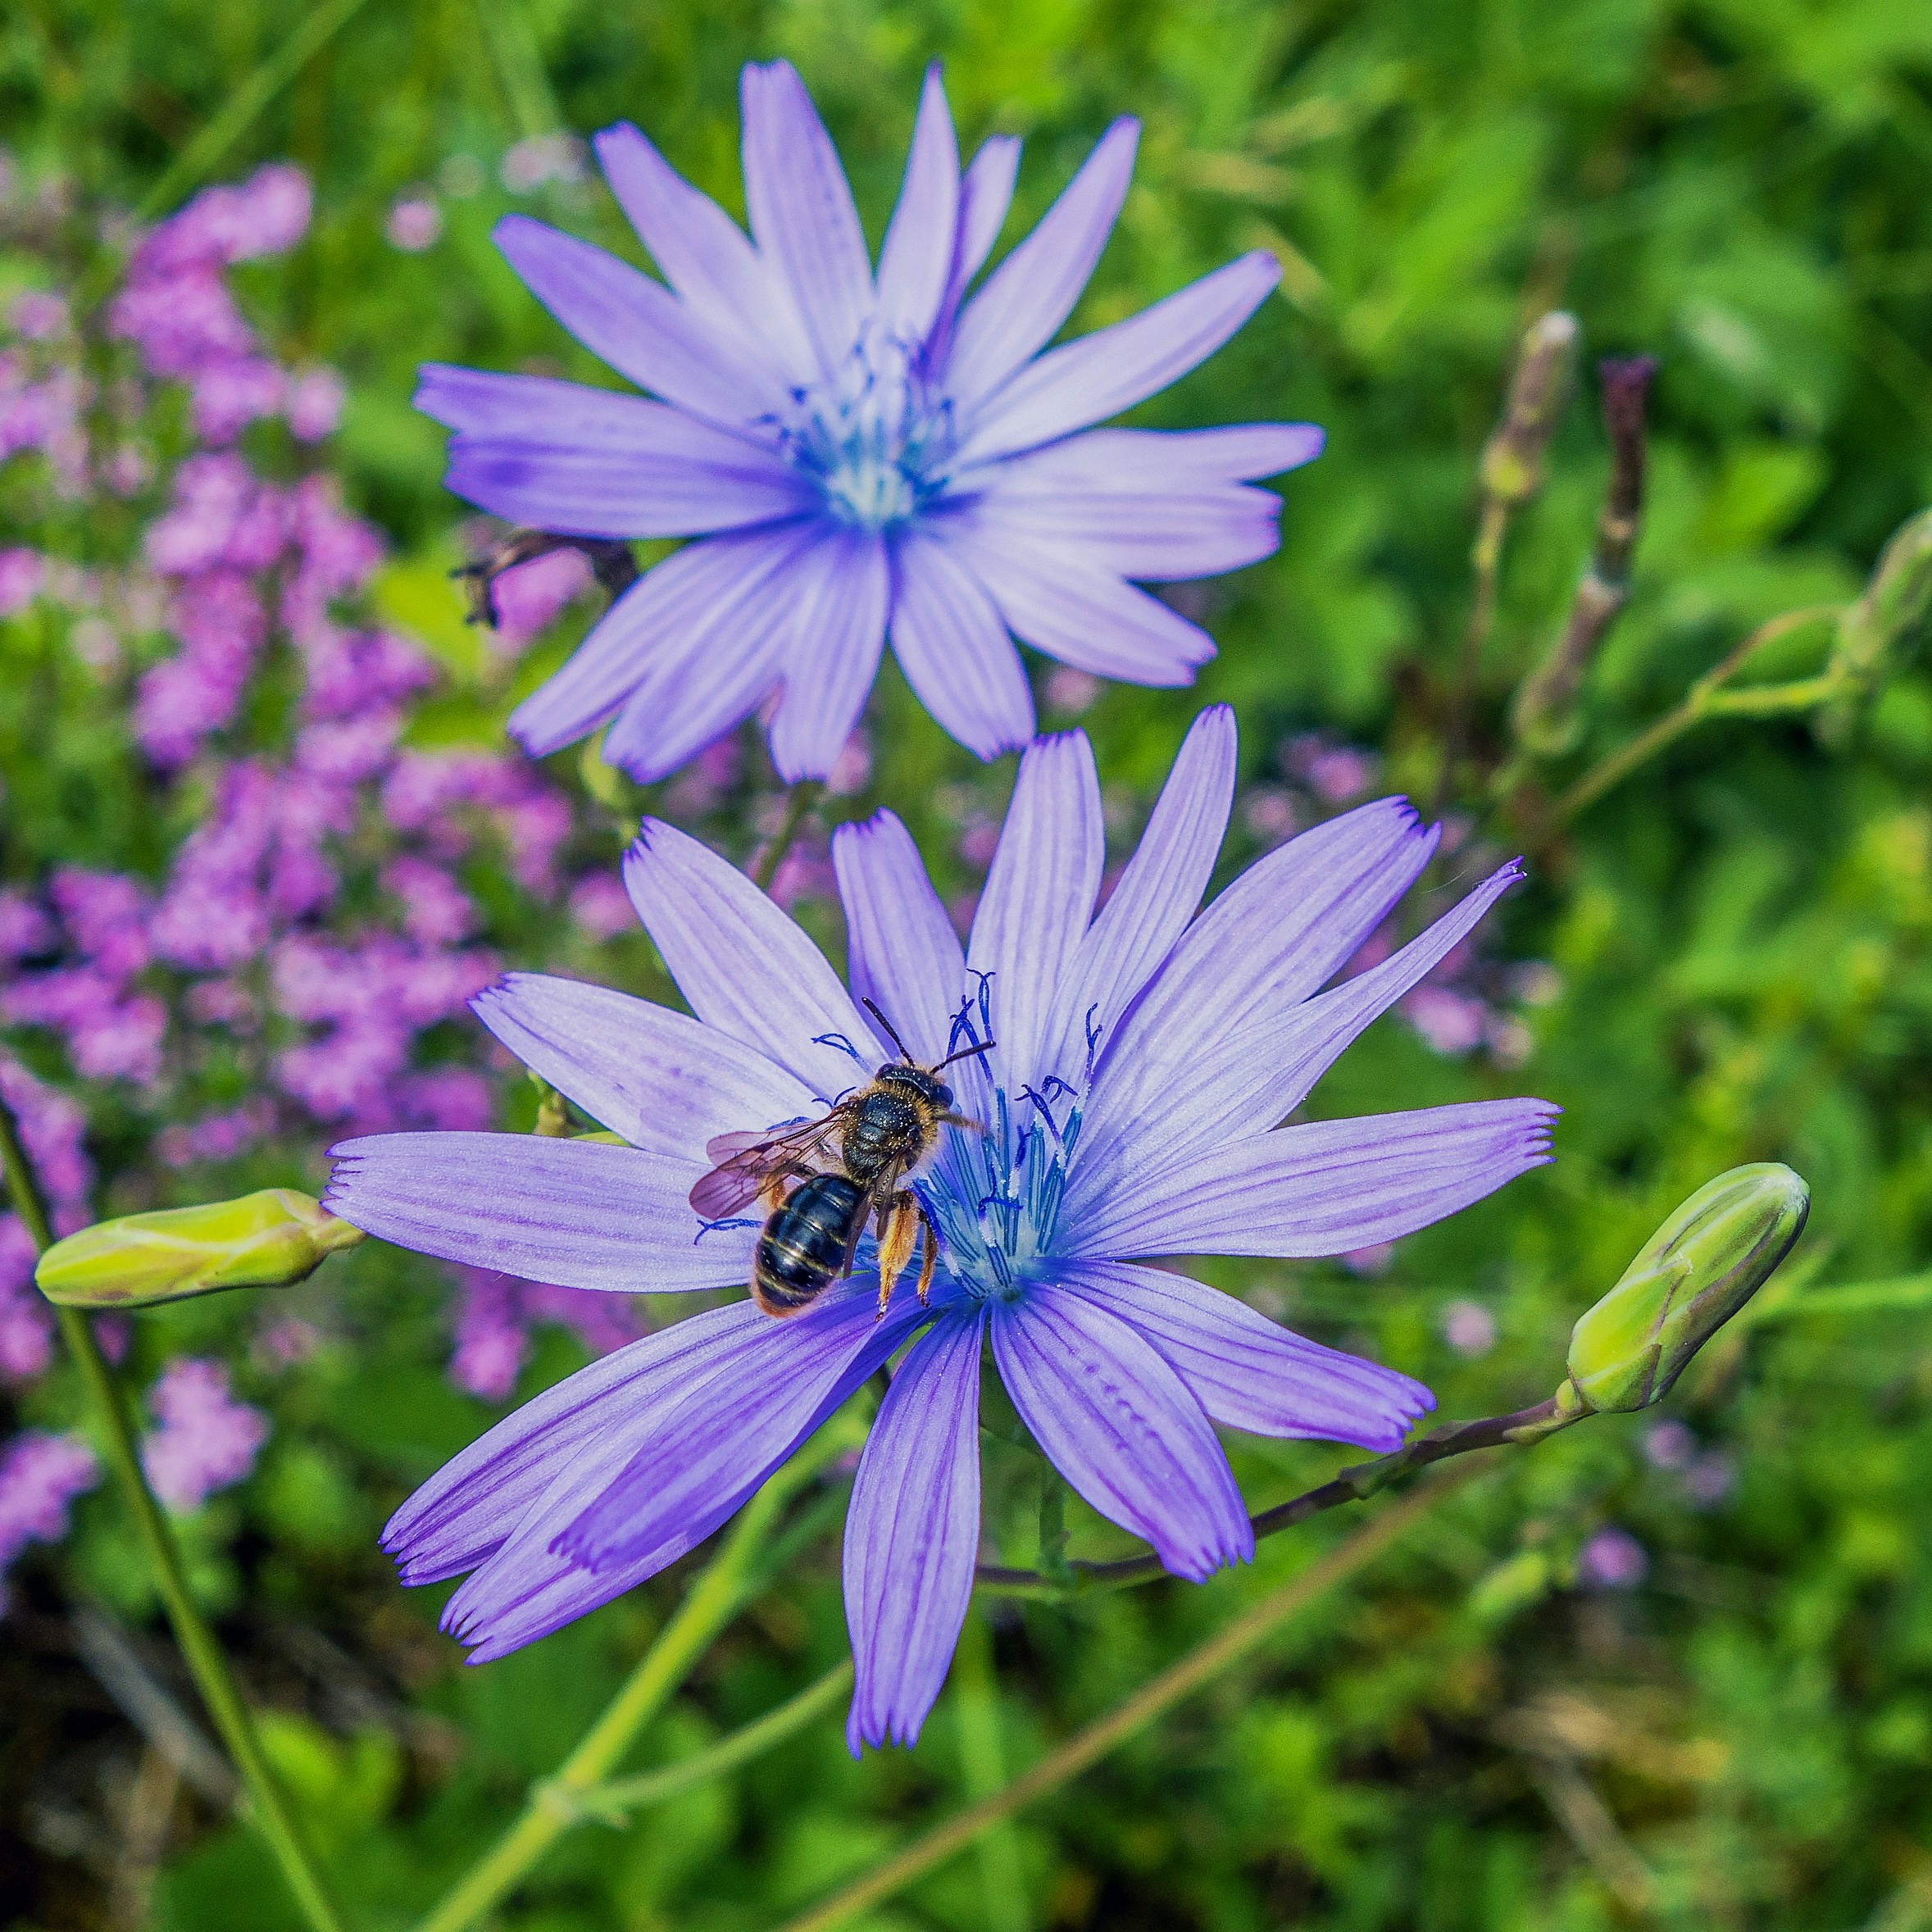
[{"x1": 325, "y1": 708, "x2": 1557, "y2": 1750}]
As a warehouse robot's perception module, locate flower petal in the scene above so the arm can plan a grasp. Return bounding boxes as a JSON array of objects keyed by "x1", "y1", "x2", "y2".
[
  {"x1": 325, "y1": 1133, "x2": 748, "y2": 1290},
  {"x1": 966, "y1": 731, "x2": 1104, "y2": 1096},
  {"x1": 383, "y1": 1301, "x2": 761, "y2": 1585},
  {"x1": 1058, "y1": 1259, "x2": 1432, "y2": 1452},
  {"x1": 991, "y1": 1285, "x2": 1252, "y2": 1580},
  {"x1": 968, "y1": 473, "x2": 1283, "y2": 582},
  {"x1": 420, "y1": 365, "x2": 806, "y2": 539},
  {"x1": 1079, "y1": 852, "x2": 1523, "y2": 1205},
  {"x1": 555, "y1": 1274, "x2": 927, "y2": 1569},
  {"x1": 598, "y1": 532, "x2": 825, "y2": 781},
  {"x1": 931, "y1": 136, "x2": 1022, "y2": 350},
  {"x1": 767, "y1": 529, "x2": 891, "y2": 783},
  {"x1": 954, "y1": 525, "x2": 1214, "y2": 683},
  {"x1": 443, "y1": 430, "x2": 809, "y2": 541},
  {"x1": 493, "y1": 215, "x2": 778, "y2": 424},
  {"x1": 1071, "y1": 798, "x2": 1438, "y2": 1201},
  {"x1": 508, "y1": 521, "x2": 815, "y2": 757},
  {"x1": 740, "y1": 60, "x2": 874, "y2": 377},
  {"x1": 957, "y1": 252, "x2": 1281, "y2": 465},
  {"x1": 843, "y1": 1309, "x2": 984, "y2": 1752},
  {"x1": 888, "y1": 529, "x2": 1035, "y2": 760},
  {"x1": 1066, "y1": 1099, "x2": 1559, "y2": 1261},
  {"x1": 622, "y1": 816, "x2": 882, "y2": 1100},
  {"x1": 1038, "y1": 705, "x2": 1234, "y2": 1084},
  {"x1": 591, "y1": 120, "x2": 815, "y2": 383},
  {"x1": 946, "y1": 119, "x2": 1138, "y2": 408},
  {"x1": 832, "y1": 810, "x2": 966, "y2": 1066},
  {"x1": 442, "y1": 1302, "x2": 788, "y2": 1660},
  {"x1": 875, "y1": 66, "x2": 961, "y2": 343},
  {"x1": 1053, "y1": 423, "x2": 1327, "y2": 484},
  {"x1": 470, "y1": 972, "x2": 816, "y2": 1157}
]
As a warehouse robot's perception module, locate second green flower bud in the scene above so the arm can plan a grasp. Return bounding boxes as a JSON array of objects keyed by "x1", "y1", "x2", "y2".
[
  {"x1": 35, "y1": 1189, "x2": 365, "y2": 1311},
  {"x1": 1562, "y1": 1163, "x2": 1810, "y2": 1414}
]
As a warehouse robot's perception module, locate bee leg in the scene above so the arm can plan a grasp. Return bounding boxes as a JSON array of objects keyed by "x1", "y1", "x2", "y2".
[
  {"x1": 875, "y1": 1192, "x2": 919, "y2": 1318},
  {"x1": 938, "y1": 1111, "x2": 985, "y2": 1134},
  {"x1": 914, "y1": 1200, "x2": 939, "y2": 1306}
]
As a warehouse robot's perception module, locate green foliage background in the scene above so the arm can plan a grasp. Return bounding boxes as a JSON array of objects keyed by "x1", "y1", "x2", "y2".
[{"x1": 7, "y1": 0, "x2": 1932, "y2": 1926}]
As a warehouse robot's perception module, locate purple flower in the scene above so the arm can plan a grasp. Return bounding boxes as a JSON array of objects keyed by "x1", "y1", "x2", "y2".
[
  {"x1": 420, "y1": 62, "x2": 1321, "y2": 781},
  {"x1": 326, "y1": 709, "x2": 1556, "y2": 1749},
  {"x1": 140, "y1": 1357, "x2": 269, "y2": 1512},
  {"x1": 0, "y1": 1431, "x2": 99, "y2": 1607}
]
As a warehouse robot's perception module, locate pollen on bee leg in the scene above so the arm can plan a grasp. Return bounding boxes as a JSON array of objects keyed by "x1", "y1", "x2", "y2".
[
  {"x1": 914, "y1": 1204, "x2": 938, "y2": 1305},
  {"x1": 876, "y1": 1193, "x2": 919, "y2": 1316}
]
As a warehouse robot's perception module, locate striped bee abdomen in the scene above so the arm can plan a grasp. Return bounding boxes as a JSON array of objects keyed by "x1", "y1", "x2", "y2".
[{"x1": 752, "y1": 1173, "x2": 866, "y2": 1316}]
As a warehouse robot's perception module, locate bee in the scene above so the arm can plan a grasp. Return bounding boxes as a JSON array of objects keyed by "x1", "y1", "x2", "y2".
[{"x1": 689, "y1": 1000, "x2": 992, "y2": 1319}]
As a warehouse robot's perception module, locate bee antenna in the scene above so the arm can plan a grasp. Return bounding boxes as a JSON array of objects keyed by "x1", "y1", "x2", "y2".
[
  {"x1": 934, "y1": 1037, "x2": 998, "y2": 1071},
  {"x1": 861, "y1": 997, "x2": 915, "y2": 1065}
]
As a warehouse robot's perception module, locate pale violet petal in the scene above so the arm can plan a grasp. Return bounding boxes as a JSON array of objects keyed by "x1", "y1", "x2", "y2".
[
  {"x1": 470, "y1": 972, "x2": 816, "y2": 1157},
  {"x1": 1065, "y1": 1100, "x2": 1559, "y2": 1261},
  {"x1": 325, "y1": 1133, "x2": 747, "y2": 1291},
  {"x1": 1057, "y1": 1259, "x2": 1432, "y2": 1452},
  {"x1": 991, "y1": 1285, "x2": 1252, "y2": 1581},
  {"x1": 843, "y1": 1311, "x2": 984, "y2": 1752},
  {"x1": 621, "y1": 816, "x2": 883, "y2": 1099},
  {"x1": 831, "y1": 810, "x2": 966, "y2": 1067}
]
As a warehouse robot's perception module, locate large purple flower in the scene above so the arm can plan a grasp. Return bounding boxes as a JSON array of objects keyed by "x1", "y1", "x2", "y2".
[
  {"x1": 421, "y1": 63, "x2": 1318, "y2": 780},
  {"x1": 325, "y1": 710, "x2": 1555, "y2": 1748}
]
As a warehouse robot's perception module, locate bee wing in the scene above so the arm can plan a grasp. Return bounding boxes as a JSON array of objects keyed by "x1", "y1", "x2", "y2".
[{"x1": 688, "y1": 1116, "x2": 843, "y2": 1220}]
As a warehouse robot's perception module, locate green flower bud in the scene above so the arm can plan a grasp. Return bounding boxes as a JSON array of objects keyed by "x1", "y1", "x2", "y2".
[
  {"x1": 1562, "y1": 1164, "x2": 1809, "y2": 1413},
  {"x1": 1479, "y1": 311, "x2": 1579, "y2": 507},
  {"x1": 35, "y1": 1189, "x2": 365, "y2": 1311}
]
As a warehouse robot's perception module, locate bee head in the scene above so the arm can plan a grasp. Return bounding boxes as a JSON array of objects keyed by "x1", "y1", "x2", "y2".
[{"x1": 877, "y1": 1064, "x2": 952, "y2": 1111}]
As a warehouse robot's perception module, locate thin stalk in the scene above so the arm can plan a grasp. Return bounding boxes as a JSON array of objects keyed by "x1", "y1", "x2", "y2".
[
  {"x1": 774, "y1": 1471, "x2": 1475, "y2": 1932},
  {"x1": 953, "y1": 1610, "x2": 1030, "y2": 1932},
  {"x1": 1554, "y1": 605, "x2": 1840, "y2": 821},
  {"x1": 413, "y1": 1417, "x2": 855, "y2": 1932},
  {"x1": 572, "y1": 1662, "x2": 855, "y2": 1823},
  {"x1": 752, "y1": 781, "x2": 825, "y2": 894},
  {"x1": 976, "y1": 1395, "x2": 1571, "y2": 1600},
  {"x1": 136, "y1": 0, "x2": 375, "y2": 224},
  {"x1": 0, "y1": 1095, "x2": 346, "y2": 1932}
]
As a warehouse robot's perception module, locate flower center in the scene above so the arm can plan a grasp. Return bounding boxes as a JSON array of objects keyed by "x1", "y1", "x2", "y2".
[
  {"x1": 921, "y1": 1078, "x2": 1086, "y2": 1303},
  {"x1": 772, "y1": 325, "x2": 955, "y2": 531}
]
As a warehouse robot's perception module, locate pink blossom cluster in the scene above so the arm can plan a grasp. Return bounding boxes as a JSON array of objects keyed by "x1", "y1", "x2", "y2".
[
  {"x1": 1, "y1": 162, "x2": 643, "y2": 1418},
  {"x1": 107, "y1": 162, "x2": 340, "y2": 446},
  {"x1": 139, "y1": 1357, "x2": 269, "y2": 1512},
  {"x1": 448, "y1": 1267, "x2": 644, "y2": 1402},
  {"x1": 0, "y1": 1056, "x2": 96, "y2": 1385},
  {"x1": 1234, "y1": 732, "x2": 1555, "y2": 1067},
  {"x1": 0, "y1": 1430, "x2": 99, "y2": 1610}
]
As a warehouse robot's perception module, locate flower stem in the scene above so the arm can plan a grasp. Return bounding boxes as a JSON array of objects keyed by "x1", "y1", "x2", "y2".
[
  {"x1": 1550, "y1": 604, "x2": 1841, "y2": 822},
  {"x1": 136, "y1": 0, "x2": 376, "y2": 223},
  {"x1": 411, "y1": 1413, "x2": 858, "y2": 1932},
  {"x1": 571, "y1": 1660, "x2": 855, "y2": 1823},
  {"x1": 0, "y1": 1093, "x2": 348, "y2": 1932},
  {"x1": 752, "y1": 780, "x2": 824, "y2": 894},
  {"x1": 773, "y1": 1470, "x2": 1475, "y2": 1932},
  {"x1": 975, "y1": 1395, "x2": 1571, "y2": 1601},
  {"x1": 953, "y1": 1608, "x2": 1030, "y2": 1932}
]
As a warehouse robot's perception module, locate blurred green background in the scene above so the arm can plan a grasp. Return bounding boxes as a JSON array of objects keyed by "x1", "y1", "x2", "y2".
[{"x1": 7, "y1": 0, "x2": 1932, "y2": 1927}]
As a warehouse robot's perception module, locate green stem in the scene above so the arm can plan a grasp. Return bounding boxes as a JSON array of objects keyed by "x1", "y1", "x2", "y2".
[
  {"x1": 953, "y1": 1609, "x2": 1030, "y2": 1932},
  {"x1": 975, "y1": 1394, "x2": 1573, "y2": 1601},
  {"x1": 0, "y1": 1094, "x2": 347, "y2": 1932},
  {"x1": 137, "y1": 0, "x2": 375, "y2": 224},
  {"x1": 573, "y1": 1661, "x2": 855, "y2": 1823},
  {"x1": 752, "y1": 780, "x2": 825, "y2": 894},
  {"x1": 773, "y1": 1471, "x2": 1476, "y2": 1932},
  {"x1": 413, "y1": 1413, "x2": 857, "y2": 1932},
  {"x1": 1554, "y1": 604, "x2": 1841, "y2": 821}
]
